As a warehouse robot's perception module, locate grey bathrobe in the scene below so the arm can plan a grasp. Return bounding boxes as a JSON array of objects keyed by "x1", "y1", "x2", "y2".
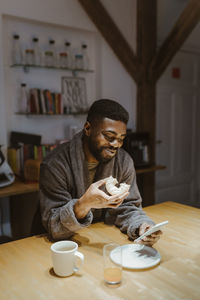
[{"x1": 39, "y1": 131, "x2": 154, "y2": 241}]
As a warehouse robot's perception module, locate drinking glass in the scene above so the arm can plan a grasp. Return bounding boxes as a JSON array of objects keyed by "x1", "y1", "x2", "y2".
[{"x1": 103, "y1": 243, "x2": 122, "y2": 285}]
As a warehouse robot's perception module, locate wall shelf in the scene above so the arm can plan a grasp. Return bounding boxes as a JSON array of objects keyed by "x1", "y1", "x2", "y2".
[
  {"x1": 15, "y1": 112, "x2": 88, "y2": 116},
  {"x1": 135, "y1": 165, "x2": 166, "y2": 174},
  {"x1": 10, "y1": 64, "x2": 94, "y2": 75},
  {"x1": 0, "y1": 179, "x2": 39, "y2": 198},
  {"x1": 0, "y1": 166, "x2": 166, "y2": 199}
]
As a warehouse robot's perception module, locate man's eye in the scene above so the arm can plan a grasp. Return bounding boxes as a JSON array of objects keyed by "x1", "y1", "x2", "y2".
[
  {"x1": 105, "y1": 135, "x2": 115, "y2": 142},
  {"x1": 118, "y1": 139, "x2": 124, "y2": 144},
  {"x1": 104, "y1": 135, "x2": 124, "y2": 144}
]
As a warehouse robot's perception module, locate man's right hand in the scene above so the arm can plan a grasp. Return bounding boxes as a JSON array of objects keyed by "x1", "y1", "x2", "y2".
[{"x1": 74, "y1": 178, "x2": 129, "y2": 220}]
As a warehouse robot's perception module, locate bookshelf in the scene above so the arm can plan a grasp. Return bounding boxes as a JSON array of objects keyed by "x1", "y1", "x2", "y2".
[
  {"x1": 3, "y1": 15, "x2": 97, "y2": 145},
  {"x1": 11, "y1": 63, "x2": 94, "y2": 116}
]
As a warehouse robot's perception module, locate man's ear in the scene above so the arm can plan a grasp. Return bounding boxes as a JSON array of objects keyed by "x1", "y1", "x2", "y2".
[{"x1": 84, "y1": 121, "x2": 91, "y2": 136}]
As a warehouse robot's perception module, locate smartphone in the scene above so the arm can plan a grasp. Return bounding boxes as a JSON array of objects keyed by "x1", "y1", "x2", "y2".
[{"x1": 134, "y1": 220, "x2": 169, "y2": 242}]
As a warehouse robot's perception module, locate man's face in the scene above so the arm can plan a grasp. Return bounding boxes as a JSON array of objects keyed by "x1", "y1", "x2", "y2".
[{"x1": 85, "y1": 118, "x2": 127, "y2": 163}]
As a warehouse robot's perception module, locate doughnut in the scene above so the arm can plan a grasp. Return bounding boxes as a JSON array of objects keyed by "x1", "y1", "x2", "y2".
[{"x1": 105, "y1": 176, "x2": 130, "y2": 196}]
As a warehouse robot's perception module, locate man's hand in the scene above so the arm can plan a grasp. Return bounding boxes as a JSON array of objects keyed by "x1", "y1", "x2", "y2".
[
  {"x1": 136, "y1": 223, "x2": 162, "y2": 247},
  {"x1": 74, "y1": 178, "x2": 129, "y2": 219}
]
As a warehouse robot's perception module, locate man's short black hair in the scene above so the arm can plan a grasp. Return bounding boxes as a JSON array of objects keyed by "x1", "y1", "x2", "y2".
[{"x1": 87, "y1": 99, "x2": 129, "y2": 124}]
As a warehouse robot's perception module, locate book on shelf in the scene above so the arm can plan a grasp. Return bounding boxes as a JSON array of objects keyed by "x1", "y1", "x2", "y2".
[
  {"x1": 40, "y1": 89, "x2": 46, "y2": 114},
  {"x1": 37, "y1": 88, "x2": 43, "y2": 114},
  {"x1": 7, "y1": 143, "x2": 57, "y2": 180},
  {"x1": 7, "y1": 144, "x2": 23, "y2": 177},
  {"x1": 7, "y1": 147, "x2": 19, "y2": 176},
  {"x1": 33, "y1": 88, "x2": 40, "y2": 113},
  {"x1": 51, "y1": 92, "x2": 56, "y2": 114},
  {"x1": 43, "y1": 89, "x2": 49, "y2": 113},
  {"x1": 28, "y1": 88, "x2": 63, "y2": 115},
  {"x1": 29, "y1": 89, "x2": 38, "y2": 114},
  {"x1": 45, "y1": 89, "x2": 53, "y2": 114}
]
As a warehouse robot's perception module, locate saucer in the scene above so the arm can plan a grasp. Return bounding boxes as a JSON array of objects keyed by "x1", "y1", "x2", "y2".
[{"x1": 110, "y1": 244, "x2": 161, "y2": 269}]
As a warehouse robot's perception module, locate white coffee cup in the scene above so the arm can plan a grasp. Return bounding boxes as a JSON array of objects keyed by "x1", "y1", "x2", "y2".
[{"x1": 51, "y1": 240, "x2": 84, "y2": 277}]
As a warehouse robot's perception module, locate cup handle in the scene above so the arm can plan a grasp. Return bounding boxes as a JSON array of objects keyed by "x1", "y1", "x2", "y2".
[{"x1": 74, "y1": 251, "x2": 84, "y2": 272}]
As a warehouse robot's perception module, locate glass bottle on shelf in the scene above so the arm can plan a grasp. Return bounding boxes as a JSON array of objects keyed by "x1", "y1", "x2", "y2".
[
  {"x1": 24, "y1": 49, "x2": 35, "y2": 65},
  {"x1": 65, "y1": 42, "x2": 74, "y2": 69},
  {"x1": 81, "y1": 43, "x2": 90, "y2": 70},
  {"x1": 48, "y1": 39, "x2": 57, "y2": 67},
  {"x1": 18, "y1": 83, "x2": 29, "y2": 113},
  {"x1": 74, "y1": 54, "x2": 83, "y2": 70},
  {"x1": 59, "y1": 52, "x2": 68, "y2": 68},
  {"x1": 44, "y1": 51, "x2": 53, "y2": 67},
  {"x1": 32, "y1": 37, "x2": 41, "y2": 66},
  {"x1": 12, "y1": 34, "x2": 23, "y2": 65}
]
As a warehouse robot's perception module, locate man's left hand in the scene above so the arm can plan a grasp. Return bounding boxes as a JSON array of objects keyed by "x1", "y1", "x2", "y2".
[{"x1": 136, "y1": 223, "x2": 162, "y2": 247}]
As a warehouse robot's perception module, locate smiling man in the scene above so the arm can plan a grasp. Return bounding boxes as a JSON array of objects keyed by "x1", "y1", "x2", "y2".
[{"x1": 39, "y1": 99, "x2": 162, "y2": 245}]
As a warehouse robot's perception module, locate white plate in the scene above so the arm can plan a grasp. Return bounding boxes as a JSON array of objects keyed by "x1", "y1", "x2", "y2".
[{"x1": 110, "y1": 244, "x2": 161, "y2": 269}]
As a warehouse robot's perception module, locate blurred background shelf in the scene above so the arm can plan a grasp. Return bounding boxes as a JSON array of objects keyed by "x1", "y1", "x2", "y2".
[
  {"x1": 0, "y1": 165, "x2": 166, "y2": 198},
  {"x1": 10, "y1": 64, "x2": 94, "y2": 74},
  {"x1": 0, "y1": 179, "x2": 39, "y2": 198},
  {"x1": 136, "y1": 165, "x2": 166, "y2": 174},
  {"x1": 15, "y1": 112, "x2": 88, "y2": 116}
]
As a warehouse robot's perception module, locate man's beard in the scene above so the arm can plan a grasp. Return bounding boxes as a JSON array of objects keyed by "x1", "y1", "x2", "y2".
[{"x1": 88, "y1": 139, "x2": 117, "y2": 163}]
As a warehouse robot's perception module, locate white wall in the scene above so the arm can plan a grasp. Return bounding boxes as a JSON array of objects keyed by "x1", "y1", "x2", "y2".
[
  {"x1": 2, "y1": 15, "x2": 98, "y2": 144},
  {"x1": 156, "y1": 51, "x2": 200, "y2": 206},
  {"x1": 156, "y1": 1, "x2": 200, "y2": 205},
  {"x1": 0, "y1": 0, "x2": 137, "y2": 150},
  {"x1": 157, "y1": 0, "x2": 188, "y2": 44},
  {"x1": 101, "y1": 0, "x2": 137, "y2": 129},
  {"x1": 101, "y1": 0, "x2": 136, "y2": 52},
  {"x1": 0, "y1": 1, "x2": 83, "y2": 147}
]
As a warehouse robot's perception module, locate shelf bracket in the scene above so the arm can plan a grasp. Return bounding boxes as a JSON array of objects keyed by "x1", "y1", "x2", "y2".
[{"x1": 23, "y1": 65, "x2": 30, "y2": 73}]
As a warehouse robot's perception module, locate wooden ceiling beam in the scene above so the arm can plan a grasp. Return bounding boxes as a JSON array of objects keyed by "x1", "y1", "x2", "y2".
[
  {"x1": 136, "y1": 0, "x2": 157, "y2": 136},
  {"x1": 78, "y1": 0, "x2": 141, "y2": 84},
  {"x1": 150, "y1": 0, "x2": 200, "y2": 81},
  {"x1": 137, "y1": 0, "x2": 157, "y2": 73},
  {"x1": 136, "y1": 0, "x2": 157, "y2": 206}
]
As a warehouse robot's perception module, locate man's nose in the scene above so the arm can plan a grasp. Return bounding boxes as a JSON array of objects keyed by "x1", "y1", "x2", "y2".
[{"x1": 109, "y1": 139, "x2": 120, "y2": 148}]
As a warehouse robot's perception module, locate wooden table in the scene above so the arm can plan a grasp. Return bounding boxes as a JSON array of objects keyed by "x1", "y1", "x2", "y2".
[
  {"x1": 0, "y1": 179, "x2": 39, "y2": 239},
  {"x1": 0, "y1": 179, "x2": 39, "y2": 198},
  {"x1": 0, "y1": 201, "x2": 199, "y2": 300}
]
